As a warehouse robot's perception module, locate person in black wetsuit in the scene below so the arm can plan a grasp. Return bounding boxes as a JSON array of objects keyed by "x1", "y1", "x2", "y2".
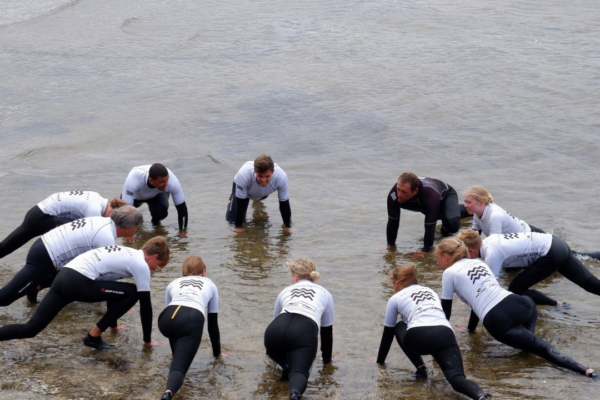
[
  {"x1": 0, "y1": 236, "x2": 170, "y2": 349},
  {"x1": 376, "y1": 263, "x2": 490, "y2": 400},
  {"x1": 158, "y1": 255, "x2": 222, "y2": 400},
  {"x1": 387, "y1": 172, "x2": 468, "y2": 255}
]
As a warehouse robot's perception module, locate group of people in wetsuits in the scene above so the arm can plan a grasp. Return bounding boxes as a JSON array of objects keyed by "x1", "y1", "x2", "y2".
[
  {"x1": 381, "y1": 173, "x2": 600, "y2": 399},
  {"x1": 0, "y1": 161, "x2": 599, "y2": 400}
]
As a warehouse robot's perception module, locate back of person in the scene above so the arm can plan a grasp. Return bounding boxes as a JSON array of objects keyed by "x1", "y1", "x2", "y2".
[
  {"x1": 482, "y1": 232, "x2": 552, "y2": 275},
  {"x1": 388, "y1": 284, "x2": 451, "y2": 330},
  {"x1": 41, "y1": 216, "x2": 115, "y2": 269},
  {"x1": 37, "y1": 191, "x2": 107, "y2": 219},
  {"x1": 473, "y1": 203, "x2": 530, "y2": 236}
]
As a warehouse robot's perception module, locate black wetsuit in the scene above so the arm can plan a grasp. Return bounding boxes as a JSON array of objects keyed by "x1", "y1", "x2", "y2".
[
  {"x1": 0, "y1": 238, "x2": 57, "y2": 306},
  {"x1": 132, "y1": 193, "x2": 188, "y2": 230},
  {"x1": 0, "y1": 206, "x2": 73, "y2": 259},
  {"x1": 442, "y1": 295, "x2": 589, "y2": 375},
  {"x1": 387, "y1": 178, "x2": 468, "y2": 251},
  {"x1": 0, "y1": 267, "x2": 151, "y2": 342},
  {"x1": 226, "y1": 182, "x2": 292, "y2": 228},
  {"x1": 377, "y1": 323, "x2": 486, "y2": 400},
  {"x1": 507, "y1": 236, "x2": 600, "y2": 306},
  {"x1": 264, "y1": 313, "x2": 332, "y2": 396},
  {"x1": 158, "y1": 306, "x2": 220, "y2": 396}
]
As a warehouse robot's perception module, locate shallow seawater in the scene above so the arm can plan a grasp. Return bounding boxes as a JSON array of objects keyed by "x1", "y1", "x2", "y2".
[{"x1": 1, "y1": 0, "x2": 600, "y2": 398}]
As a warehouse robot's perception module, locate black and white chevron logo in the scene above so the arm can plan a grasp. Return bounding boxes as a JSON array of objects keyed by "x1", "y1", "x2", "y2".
[
  {"x1": 467, "y1": 266, "x2": 490, "y2": 284},
  {"x1": 503, "y1": 233, "x2": 519, "y2": 240},
  {"x1": 70, "y1": 220, "x2": 86, "y2": 230},
  {"x1": 180, "y1": 279, "x2": 204, "y2": 290},
  {"x1": 411, "y1": 291, "x2": 436, "y2": 304},
  {"x1": 104, "y1": 246, "x2": 121, "y2": 253},
  {"x1": 291, "y1": 288, "x2": 315, "y2": 300},
  {"x1": 69, "y1": 191, "x2": 84, "y2": 196}
]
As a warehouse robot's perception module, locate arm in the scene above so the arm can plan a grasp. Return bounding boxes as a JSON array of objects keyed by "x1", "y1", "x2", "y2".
[
  {"x1": 207, "y1": 313, "x2": 221, "y2": 358},
  {"x1": 279, "y1": 200, "x2": 292, "y2": 228},
  {"x1": 467, "y1": 309, "x2": 479, "y2": 332},
  {"x1": 175, "y1": 201, "x2": 188, "y2": 231},
  {"x1": 121, "y1": 170, "x2": 138, "y2": 205},
  {"x1": 234, "y1": 197, "x2": 250, "y2": 228},
  {"x1": 376, "y1": 326, "x2": 396, "y2": 364},
  {"x1": 441, "y1": 299, "x2": 453, "y2": 321},
  {"x1": 138, "y1": 291, "x2": 153, "y2": 343},
  {"x1": 386, "y1": 189, "x2": 401, "y2": 246},
  {"x1": 422, "y1": 189, "x2": 442, "y2": 251},
  {"x1": 320, "y1": 325, "x2": 333, "y2": 363}
]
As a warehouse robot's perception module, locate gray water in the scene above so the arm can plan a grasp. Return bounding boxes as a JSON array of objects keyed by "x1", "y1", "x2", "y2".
[{"x1": 1, "y1": 0, "x2": 599, "y2": 398}]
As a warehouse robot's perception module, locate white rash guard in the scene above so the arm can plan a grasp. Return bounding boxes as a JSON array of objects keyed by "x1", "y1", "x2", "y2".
[
  {"x1": 234, "y1": 161, "x2": 289, "y2": 201},
  {"x1": 164, "y1": 276, "x2": 219, "y2": 317},
  {"x1": 472, "y1": 202, "x2": 531, "y2": 236},
  {"x1": 273, "y1": 280, "x2": 334, "y2": 328},
  {"x1": 37, "y1": 191, "x2": 108, "y2": 219},
  {"x1": 121, "y1": 165, "x2": 185, "y2": 205},
  {"x1": 384, "y1": 284, "x2": 452, "y2": 331},
  {"x1": 481, "y1": 232, "x2": 553, "y2": 277}
]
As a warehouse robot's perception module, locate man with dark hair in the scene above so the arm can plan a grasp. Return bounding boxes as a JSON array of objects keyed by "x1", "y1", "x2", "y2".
[
  {"x1": 226, "y1": 154, "x2": 292, "y2": 232},
  {"x1": 0, "y1": 205, "x2": 143, "y2": 305},
  {"x1": 387, "y1": 172, "x2": 468, "y2": 255},
  {"x1": 121, "y1": 163, "x2": 188, "y2": 237}
]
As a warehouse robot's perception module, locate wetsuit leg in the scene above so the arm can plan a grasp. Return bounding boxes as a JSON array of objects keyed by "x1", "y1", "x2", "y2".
[
  {"x1": 529, "y1": 225, "x2": 545, "y2": 233},
  {"x1": 558, "y1": 252, "x2": 600, "y2": 297},
  {"x1": 0, "y1": 271, "x2": 73, "y2": 340},
  {"x1": 0, "y1": 206, "x2": 73, "y2": 258},
  {"x1": 440, "y1": 187, "x2": 461, "y2": 236},
  {"x1": 0, "y1": 239, "x2": 56, "y2": 306},
  {"x1": 158, "y1": 305, "x2": 204, "y2": 396},
  {"x1": 508, "y1": 236, "x2": 569, "y2": 305},
  {"x1": 483, "y1": 295, "x2": 588, "y2": 375},
  {"x1": 226, "y1": 182, "x2": 237, "y2": 223},
  {"x1": 145, "y1": 192, "x2": 170, "y2": 225},
  {"x1": 52, "y1": 269, "x2": 139, "y2": 331},
  {"x1": 394, "y1": 321, "x2": 425, "y2": 368},
  {"x1": 404, "y1": 326, "x2": 485, "y2": 400},
  {"x1": 264, "y1": 313, "x2": 318, "y2": 396}
]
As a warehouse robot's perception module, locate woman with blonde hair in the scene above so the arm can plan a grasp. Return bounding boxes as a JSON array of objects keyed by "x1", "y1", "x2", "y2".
[
  {"x1": 376, "y1": 264, "x2": 489, "y2": 400},
  {"x1": 158, "y1": 255, "x2": 221, "y2": 400},
  {"x1": 436, "y1": 237, "x2": 597, "y2": 378},
  {"x1": 264, "y1": 258, "x2": 334, "y2": 400},
  {"x1": 463, "y1": 185, "x2": 543, "y2": 236}
]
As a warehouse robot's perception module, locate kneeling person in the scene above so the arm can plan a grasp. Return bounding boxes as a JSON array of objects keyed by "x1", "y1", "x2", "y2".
[
  {"x1": 226, "y1": 154, "x2": 292, "y2": 232},
  {"x1": 0, "y1": 237, "x2": 170, "y2": 349}
]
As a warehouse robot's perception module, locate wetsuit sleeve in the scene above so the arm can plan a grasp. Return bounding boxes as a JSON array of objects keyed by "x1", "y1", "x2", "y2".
[
  {"x1": 207, "y1": 312, "x2": 221, "y2": 358},
  {"x1": 421, "y1": 187, "x2": 442, "y2": 252},
  {"x1": 467, "y1": 309, "x2": 479, "y2": 332},
  {"x1": 376, "y1": 326, "x2": 396, "y2": 364},
  {"x1": 279, "y1": 200, "x2": 292, "y2": 227},
  {"x1": 441, "y1": 299, "x2": 453, "y2": 321},
  {"x1": 386, "y1": 186, "x2": 401, "y2": 245},
  {"x1": 320, "y1": 325, "x2": 333, "y2": 363},
  {"x1": 175, "y1": 201, "x2": 188, "y2": 231},
  {"x1": 234, "y1": 197, "x2": 250, "y2": 228},
  {"x1": 138, "y1": 291, "x2": 153, "y2": 343}
]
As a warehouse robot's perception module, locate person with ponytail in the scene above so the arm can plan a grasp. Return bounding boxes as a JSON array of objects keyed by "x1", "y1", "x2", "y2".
[
  {"x1": 437, "y1": 237, "x2": 597, "y2": 378},
  {"x1": 158, "y1": 255, "x2": 222, "y2": 400},
  {"x1": 463, "y1": 186, "x2": 544, "y2": 236},
  {"x1": 376, "y1": 264, "x2": 489, "y2": 400},
  {"x1": 264, "y1": 258, "x2": 334, "y2": 400},
  {"x1": 456, "y1": 229, "x2": 600, "y2": 307}
]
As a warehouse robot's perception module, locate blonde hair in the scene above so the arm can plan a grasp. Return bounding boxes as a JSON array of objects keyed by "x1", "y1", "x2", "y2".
[
  {"x1": 464, "y1": 185, "x2": 494, "y2": 205},
  {"x1": 288, "y1": 257, "x2": 320, "y2": 282},
  {"x1": 109, "y1": 198, "x2": 129, "y2": 209},
  {"x1": 390, "y1": 263, "x2": 418, "y2": 293},
  {"x1": 182, "y1": 255, "x2": 206, "y2": 276},
  {"x1": 435, "y1": 237, "x2": 469, "y2": 266},
  {"x1": 455, "y1": 229, "x2": 482, "y2": 251},
  {"x1": 141, "y1": 236, "x2": 170, "y2": 267}
]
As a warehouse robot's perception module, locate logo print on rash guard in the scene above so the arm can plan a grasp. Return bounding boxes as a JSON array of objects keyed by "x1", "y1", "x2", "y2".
[
  {"x1": 291, "y1": 288, "x2": 315, "y2": 300},
  {"x1": 467, "y1": 266, "x2": 491, "y2": 284},
  {"x1": 70, "y1": 220, "x2": 87, "y2": 230},
  {"x1": 105, "y1": 246, "x2": 121, "y2": 253},
  {"x1": 180, "y1": 279, "x2": 204, "y2": 290},
  {"x1": 503, "y1": 233, "x2": 519, "y2": 240},
  {"x1": 69, "y1": 191, "x2": 84, "y2": 196},
  {"x1": 411, "y1": 291, "x2": 436, "y2": 304}
]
